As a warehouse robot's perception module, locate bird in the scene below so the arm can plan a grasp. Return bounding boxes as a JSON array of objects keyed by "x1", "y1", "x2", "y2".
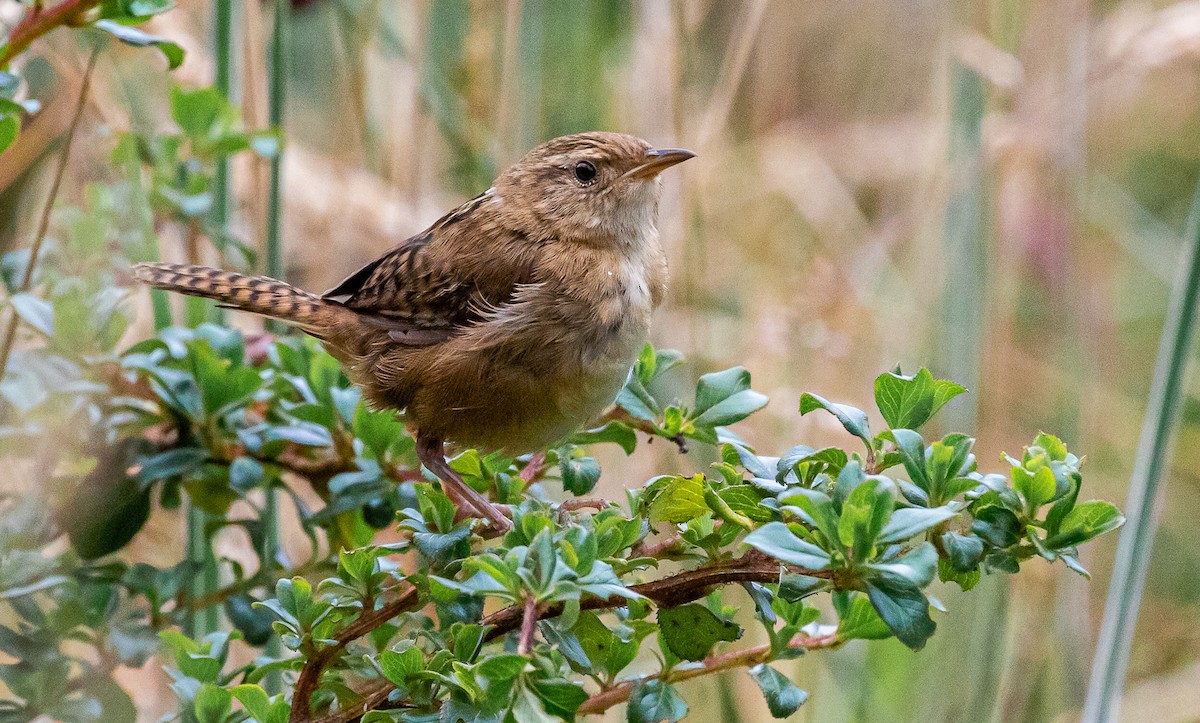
[{"x1": 133, "y1": 132, "x2": 695, "y2": 532}]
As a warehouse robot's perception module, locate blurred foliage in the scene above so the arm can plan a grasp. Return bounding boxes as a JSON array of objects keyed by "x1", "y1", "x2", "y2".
[
  {"x1": 3, "y1": 0, "x2": 1200, "y2": 720},
  {"x1": 0, "y1": 236, "x2": 1123, "y2": 718}
]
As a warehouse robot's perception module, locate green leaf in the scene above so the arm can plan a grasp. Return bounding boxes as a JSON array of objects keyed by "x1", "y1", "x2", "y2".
[
  {"x1": 353, "y1": 404, "x2": 406, "y2": 459},
  {"x1": 62, "y1": 444, "x2": 152, "y2": 559},
  {"x1": 717, "y1": 485, "x2": 773, "y2": 522},
  {"x1": 749, "y1": 663, "x2": 809, "y2": 718},
  {"x1": 890, "y1": 429, "x2": 930, "y2": 494},
  {"x1": 169, "y1": 85, "x2": 225, "y2": 137},
  {"x1": 938, "y1": 557, "x2": 980, "y2": 591},
  {"x1": 193, "y1": 683, "x2": 232, "y2": 722},
  {"x1": 837, "y1": 478, "x2": 892, "y2": 559},
  {"x1": 1046, "y1": 500, "x2": 1125, "y2": 548},
  {"x1": 799, "y1": 393, "x2": 871, "y2": 449},
  {"x1": 627, "y1": 679, "x2": 688, "y2": 723},
  {"x1": 835, "y1": 592, "x2": 892, "y2": 641},
  {"x1": 971, "y1": 506, "x2": 1022, "y2": 548},
  {"x1": 136, "y1": 447, "x2": 208, "y2": 484},
  {"x1": 1034, "y1": 432, "x2": 1068, "y2": 461},
  {"x1": 9, "y1": 293, "x2": 53, "y2": 336},
  {"x1": 874, "y1": 368, "x2": 966, "y2": 430},
  {"x1": 570, "y1": 421, "x2": 638, "y2": 454},
  {"x1": 693, "y1": 389, "x2": 769, "y2": 429},
  {"x1": 865, "y1": 542, "x2": 938, "y2": 588},
  {"x1": 744, "y1": 522, "x2": 831, "y2": 570},
  {"x1": 0, "y1": 98, "x2": 23, "y2": 153},
  {"x1": 695, "y1": 367, "x2": 750, "y2": 414},
  {"x1": 778, "y1": 487, "x2": 840, "y2": 553},
  {"x1": 657, "y1": 603, "x2": 741, "y2": 661},
  {"x1": 230, "y1": 685, "x2": 272, "y2": 722},
  {"x1": 338, "y1": 547, "x2": 379, "y2": 583},
  {"x1": 476, "y1": 653, "x2": 526, "y2": 687},
  {"x1": 648, "y1": 475, "x2": 707, "y2": 525},
  {"x1": 1013, "y1": 465, "x2": 1056, "y2": 513},
  {"x1": 529, "y1": 678, "x2": 588, "y2": 719},
  {"x1": 228, "y1": 456, "x2": 265, "y2": 493},
  {"x1": 572, "y1": 611, "x2": 641, "y2": 677},
  {"x1": 128, "y1": 0, "x2": 176, "y2": 16},
  {"x1": 877, "y1": 505, "x2": 958, "y2": 544},
  {"x1": 940, "y1": 531, "x2": 984, "y2": 572},
  {"x1": 93, "y1": 20, "x2": 185, "y2": 69},
  {"x1": 692, "y1": 367, "x2": 768, "y2": 428},
  {"x1": 225, "y1": 594, "x2": 274, "y2": 647},
  {"x1": 561, "y1": 454, "x2": 602, "y2": 496},
  {"x1": 865, "y1": 577, "x2": 936, "y2": 651}
]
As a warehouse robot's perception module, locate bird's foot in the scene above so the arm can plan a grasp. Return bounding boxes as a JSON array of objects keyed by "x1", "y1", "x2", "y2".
[{"x1": 416, "y1": 435, "x2": 513, "y2": 533}]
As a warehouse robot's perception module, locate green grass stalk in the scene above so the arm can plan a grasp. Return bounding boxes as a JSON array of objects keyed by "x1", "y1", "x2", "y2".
[{"x1": 1083, "y1": 180, "x2": 1200, "y2": 721}]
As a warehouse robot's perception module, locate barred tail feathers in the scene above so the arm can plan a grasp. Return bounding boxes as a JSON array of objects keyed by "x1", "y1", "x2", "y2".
[{"x1": 132, "y1": 262, "x2": 339, "y2": 332}]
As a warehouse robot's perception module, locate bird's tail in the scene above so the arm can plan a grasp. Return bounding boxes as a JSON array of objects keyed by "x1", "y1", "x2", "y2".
[{"x1": 132, "y1": 262, "x2": 347, "y2": 335}]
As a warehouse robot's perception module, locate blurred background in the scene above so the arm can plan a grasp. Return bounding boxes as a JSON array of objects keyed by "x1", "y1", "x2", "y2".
[{"x1": 3, "y1": 0, "x2": 1200, "y2": 720}]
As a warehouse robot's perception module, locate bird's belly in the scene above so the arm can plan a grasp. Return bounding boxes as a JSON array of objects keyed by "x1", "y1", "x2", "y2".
[{"x1": 429, "y1": 314, "x2": 648, "y2": 454}]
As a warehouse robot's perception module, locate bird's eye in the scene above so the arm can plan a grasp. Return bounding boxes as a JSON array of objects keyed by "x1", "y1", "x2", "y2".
[{"x1": 574, "y1": 160, "x2": 598, "y2": 184}]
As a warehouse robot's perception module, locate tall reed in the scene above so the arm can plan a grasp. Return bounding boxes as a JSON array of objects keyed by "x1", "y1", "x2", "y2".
[{"x1": 1083, "y1": 180, "x2": 1200, "y2": 721}]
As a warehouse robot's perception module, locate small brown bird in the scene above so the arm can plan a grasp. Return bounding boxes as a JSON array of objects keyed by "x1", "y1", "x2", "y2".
[{"x1": 134, "y1": 132, "x2": 694, "y2": 531}]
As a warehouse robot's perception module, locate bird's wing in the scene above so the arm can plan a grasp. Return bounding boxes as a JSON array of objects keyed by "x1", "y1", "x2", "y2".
[{"x1": 321, "y1": 194, "x2": 536, "y2": 346}]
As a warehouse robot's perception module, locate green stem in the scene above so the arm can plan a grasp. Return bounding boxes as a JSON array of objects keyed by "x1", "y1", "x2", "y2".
[
  {"x1": 260, "y1": 478, "x2": 282, "y2": 693},
  {"x1": 259, "y1": 0, "x2": 289, "y2": 689},
  {"x1": 265, "y1": 0, "x2": 288, "y2": 290},
  {"x1": 209, "y1": 0, "x2": 236, "y2": 325},
  {"x1": 185, "y1": 502, "x2": 221, "y2": 636},
  {"x1": 1083, "y1": 180, "x2": 1200, "y2": 721}
]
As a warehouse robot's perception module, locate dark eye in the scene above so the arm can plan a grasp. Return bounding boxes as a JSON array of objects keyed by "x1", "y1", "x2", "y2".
[{"x1": 574, "y1": 160, "x2": 597, "y2": 184}]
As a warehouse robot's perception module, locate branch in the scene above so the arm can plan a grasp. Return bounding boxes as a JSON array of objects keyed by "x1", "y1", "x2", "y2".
[
  {"x1": 480, "y1": 550, "x2": 811, "y2": 641},
  {"x1": 289, "y1": 584, "x2": 420, "y2": 723},
  {"x1": 0, "y1": 0, "x2": 103, "y2": 67},
  {"x1": 576, "y1": 632, "x2": 840, "y2": 716},
  {"x1": 298, "y1": 552, "x2": 828, "y2": 723}
]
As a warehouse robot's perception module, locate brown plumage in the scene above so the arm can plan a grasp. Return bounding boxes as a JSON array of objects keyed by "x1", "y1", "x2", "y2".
[{"x1": 133, "y1": 131, "x2": 694, "y2": 530}]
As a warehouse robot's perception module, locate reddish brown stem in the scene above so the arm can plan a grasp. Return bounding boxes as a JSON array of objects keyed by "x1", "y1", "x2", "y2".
[
  {"x1": 480, "y1": 550, "x2": 811, "y2": 641},
  {"x1": 517, "y1": 595, "x2": 539, "y2": 655},
  {"x1": 559, "y1": 498, "x2": 612, "y2": 512},
  {"x1": 0, "y1": 0, "x2": 103, "y2": 67},
  {"x1": 289, "y1": 584, "x2": 420, "y2": 722},
  {"x1": 519, "y1": 451, "x2": 547, "y2": 483},
  {"x1": 576, "y1": 632, "x2": 840, "y2": 716}
]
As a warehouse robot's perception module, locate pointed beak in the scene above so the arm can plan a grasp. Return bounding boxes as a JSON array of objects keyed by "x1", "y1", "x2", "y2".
[{"x1": 621, "y1": 148, "x2": 697, "y2": 181}]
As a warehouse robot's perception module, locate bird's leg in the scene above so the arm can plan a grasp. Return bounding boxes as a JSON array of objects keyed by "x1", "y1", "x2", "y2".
[{"x1": 415, "y1": 434, "x2": 512, "y2": 532}]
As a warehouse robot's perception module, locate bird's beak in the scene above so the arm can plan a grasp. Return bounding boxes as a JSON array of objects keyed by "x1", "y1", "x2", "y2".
[{"x1": 621, "y1": 148, "x2": 697, "y2": 181}]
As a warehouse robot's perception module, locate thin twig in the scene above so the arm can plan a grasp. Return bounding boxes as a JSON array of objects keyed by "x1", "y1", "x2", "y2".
[
  {"x1": 0, "y1": 48, "x2": 98, "y2": 382},
  {"x1": 289, "y1": 584, "x2": 421, "y2": 722},
  {"x1": 481, "y1": 550, "x2": 811, "y2": 641},
  {"x1": 519, "y1": 450, "x2": 547, "y2": 483},
  {"x1": 517, "y1": 594, "x2": 539, "y2": 656},
  {"x1": 576, "y1": 632, "x2": 840, "y2": 716}
]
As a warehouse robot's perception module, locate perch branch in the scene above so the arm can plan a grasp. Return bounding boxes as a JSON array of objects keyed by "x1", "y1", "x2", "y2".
[{"x1": 296, "y1": 552, "x2": 828, "y2": 722}]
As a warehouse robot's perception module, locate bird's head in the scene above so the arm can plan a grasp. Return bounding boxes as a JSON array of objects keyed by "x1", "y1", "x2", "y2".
[{"x1": 493, "y1": 132, "x2": 695, "y2": 246}]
